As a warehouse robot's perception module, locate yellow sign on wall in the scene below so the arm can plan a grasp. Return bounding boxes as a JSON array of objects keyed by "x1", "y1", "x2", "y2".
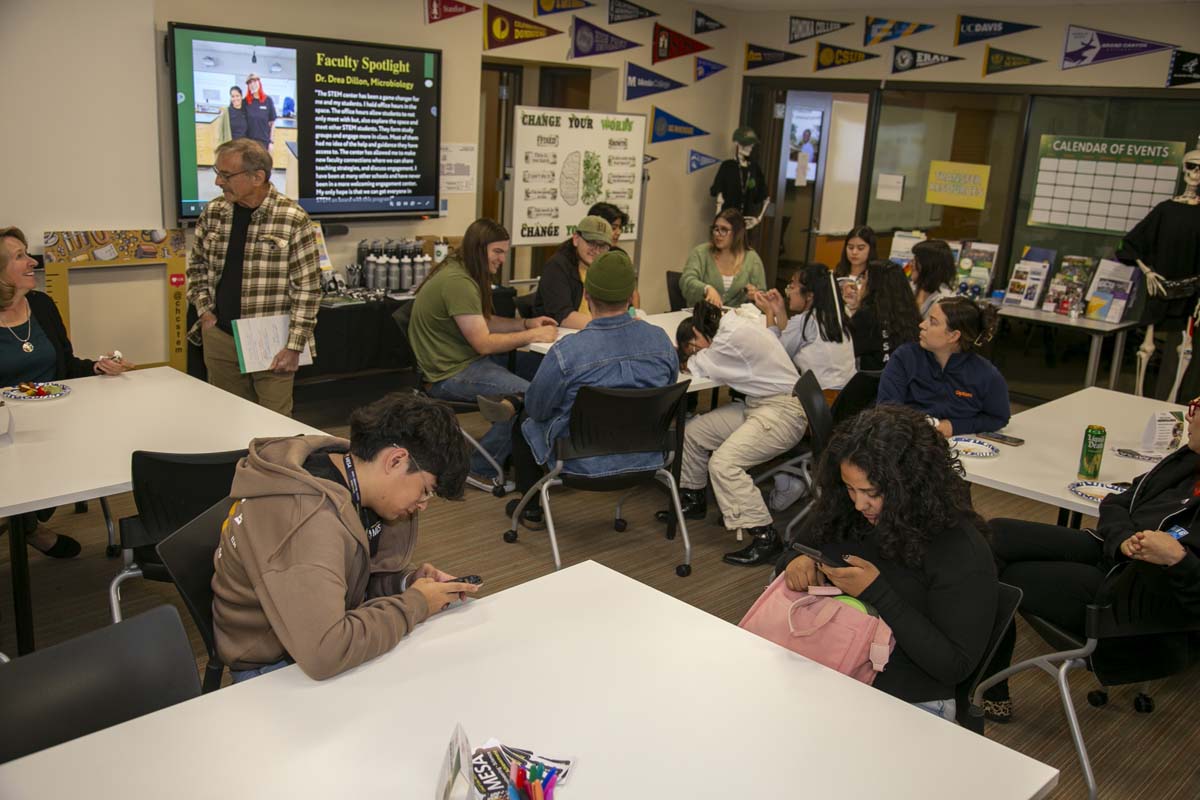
[{"x1": 925, "y1": 160, "x2": 991, "y2": 210}]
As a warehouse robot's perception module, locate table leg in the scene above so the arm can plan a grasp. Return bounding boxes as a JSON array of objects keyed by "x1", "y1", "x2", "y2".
[
  {"x1": 1068, "y1": 511, "x2": 1082, "y2": 529},
  {"x1": 1084, "y1": 334, "x2": 1102, "y2": 387},
  {"x1": 1056, "y1": 508, "x2": 1070, "y2": 527},
  {"x1": 7, "y1": 514, "x2": 35, "y2": 654},
  {"x1": 1108, "y1": 331, "x2": 1127, "y2": 391}
]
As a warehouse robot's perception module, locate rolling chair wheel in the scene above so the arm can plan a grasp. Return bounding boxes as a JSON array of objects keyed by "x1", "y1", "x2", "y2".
[
  {"x1": 613, "y1": 518, "x2": 627, "y2": 532},
  {"x1": 1086, "y1": 690, "x2": 1108, "y2": 708},
  {"x1": 1133, "y1": 693, "x2": 1155, "y2": 713},
  {"x1": 676, "y1": 564, "x2": 692, "y2": 577},
  {"x1": 105, "y1": 544, "x2": 121, "y2": 559},
  {"x1": 491, "y1": 484, "x2": 507, "y2": 498},
  {"x1": 503, "y1": 530, "x2": 519, "y2": 544}
]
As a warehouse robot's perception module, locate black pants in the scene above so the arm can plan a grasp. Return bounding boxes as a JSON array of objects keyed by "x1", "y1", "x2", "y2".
[
  {"x1": 510, "y1": 410, "x2": 545, "y2": 508},
  {"x1": 982, "y1": 518, "x2": 1107, "y2": 699}
]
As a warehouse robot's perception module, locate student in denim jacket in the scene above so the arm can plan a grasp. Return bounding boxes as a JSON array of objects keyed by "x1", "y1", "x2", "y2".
[{"x1": 506, "y1": 251, "x2": 678, "y2": 529}]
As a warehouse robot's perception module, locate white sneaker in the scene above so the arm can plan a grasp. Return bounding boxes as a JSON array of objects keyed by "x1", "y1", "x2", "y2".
[{"x1": 768, "y1": 474, "x2": 808, "y2": 512}]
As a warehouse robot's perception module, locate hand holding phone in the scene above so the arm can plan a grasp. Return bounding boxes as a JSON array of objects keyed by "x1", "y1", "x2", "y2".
[
  {"x1": 447, "y1": 575, "x2": 483, "y2": 585},
  {"x1": 790, "y1": 543, "x2": 850, "y2": 569}
]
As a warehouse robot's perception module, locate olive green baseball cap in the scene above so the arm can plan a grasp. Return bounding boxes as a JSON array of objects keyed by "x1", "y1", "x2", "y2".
[
  {"x1": 585, "y1": 250, "x2": 636, "y2": 302},
  {"x1": 575, "y1": 215, "x2": 613, "y2": 243},
  {"x1": 732, "y1": 126, "x2": 759, "y2": 145}
]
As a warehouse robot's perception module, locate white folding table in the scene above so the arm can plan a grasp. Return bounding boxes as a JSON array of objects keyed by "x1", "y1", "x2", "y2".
[
  {"x1": 0, "y1": 561, "x2": 1058, "y2": 799},
  {"x1": 998, "y1": 306, "x2": 1139, "y2": 390},
  {"x1": 961, "y1": 387, "x2": 1185, "y2": 521},
  {"x1": 0, "y1": 367, "x2": 320, "y2": 653}
]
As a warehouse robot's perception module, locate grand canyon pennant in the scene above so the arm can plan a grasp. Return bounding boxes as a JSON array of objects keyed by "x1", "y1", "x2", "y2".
[
  {"x1": 652, "y1": 22, "x2": 711, "y2": 63},
  {"x1": 1061, "y1": 25, "x2": 1176, "y2": 70}
]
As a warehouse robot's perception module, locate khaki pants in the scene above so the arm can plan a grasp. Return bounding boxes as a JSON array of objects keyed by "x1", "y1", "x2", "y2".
[
  {"x1": 201, "y1": 325, "x2": 295, "y2": 418},
  {"x1": 681, "y1": 394, "x2": 806, "y2": 530}
]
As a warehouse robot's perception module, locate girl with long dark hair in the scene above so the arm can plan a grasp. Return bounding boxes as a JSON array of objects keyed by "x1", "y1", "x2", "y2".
[
  {"x1": 409, "y1": 218, "x2": 558, "y2": 480},
  {"x1": 779, "y1": 404, "x2": 998, "y2": 719},
  {"x1": 755, "y1": 263, "x2": 856, "y2": 393},
  {"x1": 834, "y1": 225, "x2": 877, "y2": 312},
  {"x1": 910, "y1": 240, "x2": 958, "y2": 319},
  {"x1": 845, "y1": 260, "x2": 920, "y2": 371},
  {"x1": 878, "y1": 297, "x2": 1009, "y2": 437}
]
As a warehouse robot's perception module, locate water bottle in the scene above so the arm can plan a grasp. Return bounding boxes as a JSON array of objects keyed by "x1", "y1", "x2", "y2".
[
  {"x1": 399, "y1": 253, "x2": 413, "y2": 291},
  {"x1": 356, "y1": 239, "x2": 369, "y2": 267},
  {"x1": 387, "y1": 254, "x2": 401, "y2": 292},
  {"x1": 364, "y1": 253, "x2": 378, "y2": 289},
  {"x1": 434, "y1": 236, "x2": 449, "y2": 265},
  {"x1": 417, "y1": 253, "x2": 430, "y2": 284}
]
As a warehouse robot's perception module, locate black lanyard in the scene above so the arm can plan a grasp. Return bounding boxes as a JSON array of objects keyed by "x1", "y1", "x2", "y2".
[
  {"x1": 343, "y1": 454, "x2": 382, "y2": 553},
  {"x1": 343, "y1": 453, "x2": 363, "y2": 512}
]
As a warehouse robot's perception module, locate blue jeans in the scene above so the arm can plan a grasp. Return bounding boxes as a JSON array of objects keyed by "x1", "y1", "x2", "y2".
[
  {"x1": 427, "y1": 353, "x2": 541, "y2": 477},
  {"x1": 231, "y1": 658, "x2": 293, "y2": 683},
  {"x1": 912, "y1": 698, "x2": 957, "y2": 722}
]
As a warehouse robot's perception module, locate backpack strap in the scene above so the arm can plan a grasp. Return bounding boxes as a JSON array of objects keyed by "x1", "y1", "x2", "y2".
[
  {"x1": 787, "y1": 595, "x2": 841, "y2": 637},
  {"x1": 868, "y1": 621, "x2": 892, "y2": 672}
]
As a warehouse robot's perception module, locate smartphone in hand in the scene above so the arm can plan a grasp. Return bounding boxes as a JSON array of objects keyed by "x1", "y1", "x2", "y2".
[
  {"x1": 790, "y1": 543, "x2": 850, "y2": 569},
  {"x1": 447, "y1": 575, "x2": 484, "y2": 585}
]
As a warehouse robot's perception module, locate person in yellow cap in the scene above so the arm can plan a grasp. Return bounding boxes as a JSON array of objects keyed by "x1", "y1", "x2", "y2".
[
  {"x1": 505, "y1": 250, "x2": 679, "y2": 529},
  {"x1": 532, "y1": 215, "x2": 613, "y2": 329}
]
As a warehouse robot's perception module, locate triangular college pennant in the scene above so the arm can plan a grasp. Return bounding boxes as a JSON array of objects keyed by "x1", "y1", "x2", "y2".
[
  {"x1": 865, "y1": 16, "x2": 935, "y2": 46},
  {"x1": 789, "y1": 16, "x2": 853, "y2": 44},
  {"x1": 609, "y1": 0, "x2": 657, "y2": 24},
  {"x1": 688, "y1": 150, "x2": 721, "y2": 173},
  {"x1": 484, "y1": 4, "x2": 562, "y2": 49},
  {"x1": 694, "y1": 10, "x2": 724, "y2": 34},
  {"x1": 746, "y1": 43, "x2": 805, "y2": 71},
  {"x1": 695, "y1": 56, "x2": 726, "y2": 81},
  {"x1": 625, "y1": 62, "x2": 685, "y2": 100},
  {"x1": 534, "y1": 0, "x2": 593, "y2": 16},
  {"x1": 571, "y1": 16, "x2": 640, "y2": 58},
  {"x1": 652, "y1": 22, "x2": 711, "y2": 63},
  {"x1": 426, "y1": 0, "x2": 478, "y2": 24},
  {"x1": 1061, "y1": 25, "x2": 1176, "y2": 69},
  {"x1": 983, "y1": 45, "x2": 1045, "y2": 77},
  {"x1": 955, "y1": 15, "x2": 1038, "y2": 46},
  {"x1": 815, "y1": 42, "x2": 880, "y2": 71},
  {"x1": 892, "y1": 46, "x2": 962, "y2": 73},
  {"x1": 649, "y1": 106, "x2": 708, "y2": 143},
  {"x1": 1167, "y1": 48, "x2": 1200, "y2": 87}
]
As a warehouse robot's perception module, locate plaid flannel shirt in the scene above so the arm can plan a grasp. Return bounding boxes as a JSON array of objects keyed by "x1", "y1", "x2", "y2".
[{"x1": 186, "y1": 185, "x2": 321, "y2": 355}]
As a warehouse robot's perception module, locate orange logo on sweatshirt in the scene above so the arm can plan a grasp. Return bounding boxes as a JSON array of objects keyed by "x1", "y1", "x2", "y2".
[{"x1": 954, "y1": 390, "x2": 974, "y2": 398}]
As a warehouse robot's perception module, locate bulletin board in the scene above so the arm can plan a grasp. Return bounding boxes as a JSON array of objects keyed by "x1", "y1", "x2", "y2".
[{"x1": 41, "y1": 230, "x2": 188, "y2": 372}]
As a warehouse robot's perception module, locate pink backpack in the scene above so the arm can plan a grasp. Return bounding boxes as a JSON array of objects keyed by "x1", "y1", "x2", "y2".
[{"x1": 738, "y1": 573, "x2": 895, "y2": 684}]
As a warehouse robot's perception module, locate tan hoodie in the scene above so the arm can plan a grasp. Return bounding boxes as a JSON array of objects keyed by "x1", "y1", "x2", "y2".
[{"x1": 211, "y1": 435, "x2": 431, "y2": 680}]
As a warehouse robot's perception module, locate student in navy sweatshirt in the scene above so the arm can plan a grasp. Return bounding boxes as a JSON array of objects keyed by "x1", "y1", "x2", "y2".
[{"x1": 877, "y1": 297, "x2": 1009, "y2": 437}]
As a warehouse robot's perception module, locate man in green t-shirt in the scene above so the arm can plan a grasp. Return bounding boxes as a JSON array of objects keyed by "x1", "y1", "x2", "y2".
[{"x1": 407, "y1": 219, "x2": 556, "y2": 480}]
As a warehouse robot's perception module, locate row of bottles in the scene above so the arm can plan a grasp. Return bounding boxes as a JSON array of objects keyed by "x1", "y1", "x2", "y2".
[{"x1": 353, "y1": 237, "x2": 449, "y2": 293}]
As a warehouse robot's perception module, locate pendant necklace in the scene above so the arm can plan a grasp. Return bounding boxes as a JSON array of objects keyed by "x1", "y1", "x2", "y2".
[{"x1": 3, "y1": 301, "x2": 34, "y2": 353}]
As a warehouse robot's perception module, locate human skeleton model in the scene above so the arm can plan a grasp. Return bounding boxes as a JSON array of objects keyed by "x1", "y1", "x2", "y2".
[
  {"x1": 1133, "y1": 149, "x2": 1200, "y2": 400},
  {"x1": 712, "y1": 127, "x2": 769, "y2": 230}
]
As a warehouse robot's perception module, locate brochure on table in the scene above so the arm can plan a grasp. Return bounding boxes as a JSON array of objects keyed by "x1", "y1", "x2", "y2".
[
  {"x1": 509, "y1": 105, "x2": 646, "y2": 246},
  {"x1": 1084, "y1": 259, "x2": 1138, "y2": 323},
  {"x1": 956, "y1": 242, "x2": 997, "y2": 298},
  {"x1": 1041, "y1": 255, "x2": 1096, "y2": 314},
  {"x1": 1004, "y1": 260, "x2": 1050, "y2": 308},
  {"x1": 887, "y1": 230, "x2": 924, "y2": 271}
]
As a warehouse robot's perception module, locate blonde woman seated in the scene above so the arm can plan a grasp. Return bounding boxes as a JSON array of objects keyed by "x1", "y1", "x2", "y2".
[
  {"x1": 655, "y1": 301, "x2": 806, "y2": 567},
  {"x1": 679, "y1": 210, "x2": 766, "y2": 308}
]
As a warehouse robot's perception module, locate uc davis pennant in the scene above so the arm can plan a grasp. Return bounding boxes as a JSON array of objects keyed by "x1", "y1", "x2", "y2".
[
  {"x1": 790, "y1": 17, "x2": 853, "y2": 43},
  {"x1": 955, "y1": 15, "x2": 1038, "y2": 46},
  {"x1": 893, "y1": 46, "x2": 962, "y2": 73},
  {"x1": 865, "y1": 16, "x2": 934, "y2": 46},
  {"x1": 1167, "y1": 49, "x2": 1200, "y2": 87},
  {"x1": 535, "y1": 0, "x2": 592, "y2": 15},
  {"x1": 695, "y1": 56, "x2": 726, "y2": 81},
  {"x1": 652, "y1": 22, "x2": 711, "y2": 63},
  {"x1": 694, "y1": 10, "x2": 724, "y2": 34},
  {"x1": 625, "y1": 62, "x2": 684, "y2": 100},
  {"x1": 484, "y1": 4, "x2": 562, "y2": 50},
  {"x1": 816, "y1": 42, "x2": 879, "y2": 71},
  {"x1": 983, "y1": 46, "x2": 1045, "y2": 77},
  {"x1": 1062, "y1": 25, "x2": 1176, "y2": 69},
  {"x1": 426, "y1": 0, "x2": 478, "y2": 23},
  {"x1": 688, "y1": 150, "x2": 720, "y2": 173},
  {"x1": 571, "y1": 16, "x2": 640, "y2": 58},
  {"x1": 746, "y1": 43, "x2": 805, "y2": 71},
  {"x1": 649, "y1": 106, "x2": 708, "y2": 143},
  {"x1": 609, "y1": 0, "x2": 656, "y2": 24}
]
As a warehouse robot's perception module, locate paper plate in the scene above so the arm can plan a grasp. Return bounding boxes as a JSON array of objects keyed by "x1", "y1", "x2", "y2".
[
  {"x1": 950, "y1": 437, "x2": 999, "y2": 458},
  {"x1": 2, "y1": 382, "x2": 71, "y2": 401},
  {"x1": 1067, "y1": 480, "x2": 1124, "y2": 503}
]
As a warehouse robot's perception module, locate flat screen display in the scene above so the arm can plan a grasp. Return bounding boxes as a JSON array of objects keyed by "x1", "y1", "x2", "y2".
[{"x1": 168, "y1": 23, "x2": 441, "y2": 220}]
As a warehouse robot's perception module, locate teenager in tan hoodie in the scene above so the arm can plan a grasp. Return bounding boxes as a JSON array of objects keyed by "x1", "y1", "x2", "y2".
[{"x1": 211, "y1": 393, "x2": 477, "y2": 681}]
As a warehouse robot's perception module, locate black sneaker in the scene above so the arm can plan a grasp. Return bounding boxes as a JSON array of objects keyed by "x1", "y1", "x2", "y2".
[{"x1": 722, "y1": 525, "x2": 782, "y2": 566}]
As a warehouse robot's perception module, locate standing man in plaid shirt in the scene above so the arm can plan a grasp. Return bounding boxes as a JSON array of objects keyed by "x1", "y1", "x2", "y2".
[{"x1": 187, "y1": 139, "x2": 320, "y2": 417}]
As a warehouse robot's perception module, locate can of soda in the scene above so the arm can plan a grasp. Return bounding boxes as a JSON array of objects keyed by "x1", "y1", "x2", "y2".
[{"x1": 1078, "y1": 425, "x2": 1107, "y2": 479}]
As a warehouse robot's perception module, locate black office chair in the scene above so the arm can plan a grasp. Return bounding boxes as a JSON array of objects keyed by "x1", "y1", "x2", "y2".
[
  {"x1": 392, "y1": 297, "x2": 510, "y2": 496},
  {"x1": 156, "y1": 497, "x2": 237, "y2": 694},
  {"x1": 957, "y1": 583, "x2": 1023, "y2": 733},
  {"x1": 666, "y1": 270, "x2": 687, "y2": 312},
  {"x1": 830, "y1": 369, "x2": 882, "y2": 426},
  {"x1": 108, "y1": 449, "x2": 247, "y2": 624},
  {"x1": 972, "y1": 562, "x2": 1200, "y2": 800},
  {"x1": 0, "y1": 605, "x2": 200, "y2": 764},
  {"x1": 752, "y1": 373, "x2": 835, "y2": 541},
  {"x1": 502, "y1": 382, "x2": 694, "y2": 576}
]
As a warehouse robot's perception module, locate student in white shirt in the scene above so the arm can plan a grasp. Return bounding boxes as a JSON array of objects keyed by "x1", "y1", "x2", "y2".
[
  {"x1": 657, "y1": 301, "x2": 807, "y2": 566},
  {"x1": 755, "y1": 263, "x2": 856, "y2": 394}
]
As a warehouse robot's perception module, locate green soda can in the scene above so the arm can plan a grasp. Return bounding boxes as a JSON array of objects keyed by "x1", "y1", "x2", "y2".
[{"x1": 1078, "y1": 425, "x2": 1107, "y2": 479}]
